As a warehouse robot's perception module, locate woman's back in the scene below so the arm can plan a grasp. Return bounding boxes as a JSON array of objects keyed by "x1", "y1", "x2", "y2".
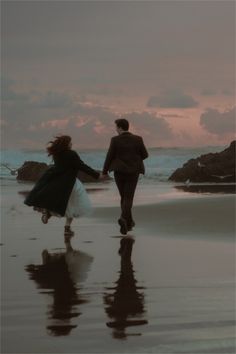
[{"x1": 53, "y1": 150, "x2": 76, "y2": 170}]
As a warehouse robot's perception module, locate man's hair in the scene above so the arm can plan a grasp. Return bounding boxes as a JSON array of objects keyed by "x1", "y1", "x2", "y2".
[{"x1": 115, "y1": 118, "x2": 129, "y2": 131}]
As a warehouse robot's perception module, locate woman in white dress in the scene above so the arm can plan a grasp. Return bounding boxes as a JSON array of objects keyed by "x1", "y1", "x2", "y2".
[{"x1": 25, "y1": 135, "x2": 101, "y2": 237}]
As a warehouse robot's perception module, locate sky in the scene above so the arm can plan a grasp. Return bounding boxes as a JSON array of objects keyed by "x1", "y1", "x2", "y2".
[{"x1": 1, "y1": 0, "x2": 235, "y2": 149}]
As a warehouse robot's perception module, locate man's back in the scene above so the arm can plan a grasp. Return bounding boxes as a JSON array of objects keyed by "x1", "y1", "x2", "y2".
[
  {"x1": 103, "y1": 132, "x2": 148, "y2": 175},
  {"x1": 113, "y1": 132, "x2": 147, "y2": 159}
]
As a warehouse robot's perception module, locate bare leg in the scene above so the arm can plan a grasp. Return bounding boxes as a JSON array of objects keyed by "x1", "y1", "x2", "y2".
[
  {"x1": 65, "y1": 217, "x2": 73, "y2": 227},
  {"x1": 64, "y1": 217, "x2": 74, "y2": 238}
]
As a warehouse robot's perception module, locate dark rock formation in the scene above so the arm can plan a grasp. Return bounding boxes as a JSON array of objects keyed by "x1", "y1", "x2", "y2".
[
  {"x1": 16, "y1": 161, "x2": 102, "y2": 183},
  {"x1": 17, "y1": 161, "x2": 48, "y2": 182},
  {"x1": 174, "y1": 185, "x2": 236, "y2": 194},
  {"x1": 169, "y1": 141, "x2": 236, "y2": 183}
]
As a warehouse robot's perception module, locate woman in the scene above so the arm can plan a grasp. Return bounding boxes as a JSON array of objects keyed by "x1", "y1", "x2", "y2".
[{"x1": 24, "y1": 135, "x2": 100, "y2": 237}]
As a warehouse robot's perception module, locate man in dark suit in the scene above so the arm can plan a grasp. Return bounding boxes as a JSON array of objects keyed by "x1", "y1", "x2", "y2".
[{"x1": 102, "y1": 119, "x2": 148, "y2": 235}]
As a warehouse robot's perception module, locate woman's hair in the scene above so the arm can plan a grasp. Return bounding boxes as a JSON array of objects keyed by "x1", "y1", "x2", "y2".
[{"x1": 47, "y1": 135, "x2": 72, "y2": 156}]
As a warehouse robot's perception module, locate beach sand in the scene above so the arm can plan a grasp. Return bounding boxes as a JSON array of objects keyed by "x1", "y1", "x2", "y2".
[{"x1": 1, "y1": 181, "x2": 235, "y2": 354}]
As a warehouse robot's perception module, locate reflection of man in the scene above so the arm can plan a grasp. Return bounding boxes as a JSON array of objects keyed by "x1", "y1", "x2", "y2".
[
  {"x1": 25, "y1": 239, "x2": 93, "y2": 336},
  {"x1": 104, "y1": 237, "x2": 148, "y2": 339},
  {"x1": 102, "y1": 119, "x2": 148, "y2": 235}
]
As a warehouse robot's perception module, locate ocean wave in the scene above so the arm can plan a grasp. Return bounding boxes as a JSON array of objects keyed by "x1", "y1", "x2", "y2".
[{"x1": 0, "y1": 146, "x2": 226, "y2": 182}]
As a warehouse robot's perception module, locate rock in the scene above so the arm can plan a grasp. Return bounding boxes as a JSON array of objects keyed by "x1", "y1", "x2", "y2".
[
  {"x1": 16, "y1": 160, "x2": 103, "y2": 183},
  {"x1": 174, "y1": 185, "x2": 236, "y2": 194},
  {"x1": 17, "y1": 161, "x2": 48, "y2": 182},
  {"x1": 169, "y1": 140, "x2": 236, "y2": 183}
]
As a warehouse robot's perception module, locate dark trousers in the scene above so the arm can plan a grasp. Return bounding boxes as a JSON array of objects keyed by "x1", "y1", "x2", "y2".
[{"x1": 114, "y1": 172, "x2": 139, "y2": 228}]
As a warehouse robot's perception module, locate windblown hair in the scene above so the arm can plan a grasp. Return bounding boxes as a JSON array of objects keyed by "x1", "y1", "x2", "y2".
[
  {"x1": 47, "y1": 135, "x2": 72, "y2": 157},
  {"x1": 115, "y1": 118, "x2": 129, "y2": 131}
]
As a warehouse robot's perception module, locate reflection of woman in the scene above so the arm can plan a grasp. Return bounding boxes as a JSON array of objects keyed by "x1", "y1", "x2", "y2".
[
  {"x1": 24, "y1": 135, "x2": 100, "y2": 237},
  {"x1": 104, "y1": 237, "x2": 148, "y2": 339},
  {"x1": 25, "y1": 239, "x2": 93, "y2": 336}
]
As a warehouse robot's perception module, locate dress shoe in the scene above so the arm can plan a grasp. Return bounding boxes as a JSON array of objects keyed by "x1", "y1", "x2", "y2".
[
  {"x1": 118, "y1": 218, "x2": 127, "y2": 235},
  {"x1": 127, "y1": 221, "x2": 135, "y2": 231}
]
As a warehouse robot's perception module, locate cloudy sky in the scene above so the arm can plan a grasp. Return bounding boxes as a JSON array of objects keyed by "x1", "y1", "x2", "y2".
[{"x1": 1, "y1": 0, "x2": 235, "y2": 149}]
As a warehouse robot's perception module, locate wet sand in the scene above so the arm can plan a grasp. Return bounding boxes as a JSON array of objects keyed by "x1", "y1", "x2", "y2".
[{"x1": 1, "y1": 182, "x2": 236, "y2": 353}]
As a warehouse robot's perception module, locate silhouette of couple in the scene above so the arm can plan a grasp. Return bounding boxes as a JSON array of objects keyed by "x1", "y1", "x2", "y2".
[{"x1": 24, "y1": 118, "x2": 148, "y2": 238}]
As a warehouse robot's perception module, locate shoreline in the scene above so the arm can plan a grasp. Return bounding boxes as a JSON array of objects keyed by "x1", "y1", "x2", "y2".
[
  {"x1": 93, "y1": 193, "x2": 235, "y2": 240},
  {"x1": 1, "y1": 182, "x2": 235, "y2": 354}
]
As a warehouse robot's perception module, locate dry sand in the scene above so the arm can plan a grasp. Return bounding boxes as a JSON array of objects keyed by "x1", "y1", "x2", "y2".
[{"x1": 1, "y1": 182, "x2": 235, "y2": 353}]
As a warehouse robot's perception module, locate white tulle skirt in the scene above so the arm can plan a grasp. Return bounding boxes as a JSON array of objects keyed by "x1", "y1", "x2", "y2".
[{"x1": 65, "y1": 179, "x2": 92, "y2": 218}]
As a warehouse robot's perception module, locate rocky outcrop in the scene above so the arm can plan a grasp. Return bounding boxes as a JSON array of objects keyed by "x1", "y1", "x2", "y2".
[
  {"x1": 169, "y1": 141, "x2": 236, "y2": 183},
  {"x1": 16, "y1": 161, "x2": 102, "y2": 183},
  {"x1": 17, "y1": 161, "x2": 48, "y2": 182},
  {"x1": 174, "y1": 184, "x2": 236, "y2": 194}
]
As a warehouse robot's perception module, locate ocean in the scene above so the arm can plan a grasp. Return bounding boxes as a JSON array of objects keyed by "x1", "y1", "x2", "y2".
[{"x1": 0, "y1": 145, "x2": 226, "y2": 183}]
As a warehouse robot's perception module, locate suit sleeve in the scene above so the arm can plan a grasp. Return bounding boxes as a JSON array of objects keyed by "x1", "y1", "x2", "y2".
[
  {"x1": 139, "y1": 138, "x2": 149, "y2": 160},
  {"x1": 70, "y1": 151, "x2": 100, "y2": 179},
  {"x1": 102, "y1": 137, "x2": 116, "y2": 174}
]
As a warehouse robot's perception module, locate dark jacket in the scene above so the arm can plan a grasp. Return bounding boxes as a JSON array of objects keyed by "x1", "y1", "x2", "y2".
[
  {"x1": 24, "y1": 149, "x2": 99, "y2": 216},
  {"x1": 103, "y1": 132, "x2": 148, "y2": 175}
]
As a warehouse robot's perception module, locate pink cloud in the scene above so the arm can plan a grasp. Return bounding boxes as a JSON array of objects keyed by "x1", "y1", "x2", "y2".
[{"x1": 41, "y1": 119, "x2": 69, "y2": 129}]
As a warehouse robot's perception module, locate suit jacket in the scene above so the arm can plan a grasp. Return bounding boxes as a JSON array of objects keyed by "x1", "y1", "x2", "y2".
[
  {"x1": 25, "y1": 149, "x2": 99, "y2": 216},
  {"x1": 103, "y1": 132, "x2": 148, "y2": 175}
]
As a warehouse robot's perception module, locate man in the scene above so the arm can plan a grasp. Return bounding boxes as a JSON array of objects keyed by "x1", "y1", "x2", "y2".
[{"x1": 102, "y1": 118, "x2": 148, "y2": 235}]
